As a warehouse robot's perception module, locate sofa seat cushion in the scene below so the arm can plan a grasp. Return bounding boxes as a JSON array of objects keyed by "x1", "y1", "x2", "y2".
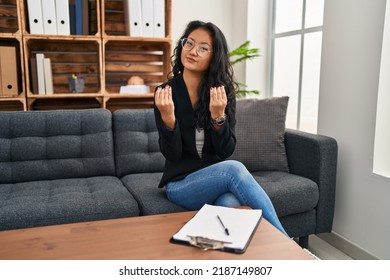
[
  {"x1": 120, "y1": 173, "x2": 188, "y2": 216},
  {"x1": 0, "y1": 176, "x2": 139, "y2": 230},
  {"x1": 251, "y1": 171, "x2": 319, "y2": 218}
]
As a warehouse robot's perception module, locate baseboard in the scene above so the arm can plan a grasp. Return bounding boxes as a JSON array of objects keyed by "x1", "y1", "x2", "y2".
[{"x1": 317, "y1": 232, "x2": 379, "y2": 260}]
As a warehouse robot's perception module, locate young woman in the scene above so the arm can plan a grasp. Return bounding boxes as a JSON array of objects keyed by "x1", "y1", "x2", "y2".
[{"x1": 154, "y1": 20, "x2": 288, "y2": 236}]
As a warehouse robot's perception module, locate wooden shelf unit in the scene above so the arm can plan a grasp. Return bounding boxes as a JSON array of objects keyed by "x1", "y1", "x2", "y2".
[
  {"x1": 0, "y1": 0, "x2": 172, "y2": 111},
  {"x1": 101, "y1": 0, "x2": 172, "y2": 110},
  {"x1": 0, "y1": 0, "x2": 26, "y2": 110}
]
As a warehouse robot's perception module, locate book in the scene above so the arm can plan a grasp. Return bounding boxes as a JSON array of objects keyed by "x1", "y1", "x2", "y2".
[
  {"x1": 43, "y1": 58, "x2": 54, "y2": 94},
  {"x1": 35, "y1": 53, "x2": 46, "y2": 94},
  {"x1": 30, "y1": 58, "x2": 39, "y2": 94},
  {"x1": 171, "y1": 204, "x2": 262, "y2": 253}
]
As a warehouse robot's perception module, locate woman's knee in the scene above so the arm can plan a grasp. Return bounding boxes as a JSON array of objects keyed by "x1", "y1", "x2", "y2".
[
  {"x1": 219, "y1": 159, "x2": 245, "y2": 169},
  {"x1": 214, "y1": 193, "x2": 242, "y2": 207},
  {"x1": 221, "y1": 160, "x2": 250, "y2": 179}
]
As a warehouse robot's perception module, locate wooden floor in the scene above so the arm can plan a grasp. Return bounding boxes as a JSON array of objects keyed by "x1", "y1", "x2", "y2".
[{"x1": 308, "y1": 235, "x2": 353, "y2": 260}]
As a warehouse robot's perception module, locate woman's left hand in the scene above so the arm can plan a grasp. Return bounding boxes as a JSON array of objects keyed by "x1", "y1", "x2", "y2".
[{"x1": 209, "y1": 86, "x2": 227, "y2": 119}]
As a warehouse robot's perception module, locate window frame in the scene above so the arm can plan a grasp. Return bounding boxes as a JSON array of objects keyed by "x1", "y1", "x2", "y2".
[{"x1": 269, "y1": 0, "x2": 323, "y2": 131}]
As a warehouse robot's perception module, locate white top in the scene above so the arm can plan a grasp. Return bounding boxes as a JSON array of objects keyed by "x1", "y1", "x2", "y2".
[{"x1": 195, "y1": 128, "x2": 204, "y2": 158}]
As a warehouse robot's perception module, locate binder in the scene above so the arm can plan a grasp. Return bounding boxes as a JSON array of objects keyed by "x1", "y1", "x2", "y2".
[
  {"x1": 55, "y1": 0, "x2": 71, "y2": 35},
  {"x1": 153, "y1": 0, "x2": 165, "y2": 38},
  {"x1": 35, "y1": 53, "x2": 46, "y2": 94},
  {"x1": 27, "y1": 0, "x2": 44, "y2": 34},
  {"x1": 74, "y1": 0, "x2": 83, "y2": 35},
  {"x1": 82, "y1": 0, "x2": 90, "y2": 35},
  {"x1": 171, "y1": 204, "x2": 262, "y2": 253},
  {"x1": 141, "y1": 0, "x2": 154, "y2": 37},
  {"x1": 0, "y1": 54, "x2": 2, "y2": 96},
  {"x1": 30, "y1": 58, "x2": 39, "y2": 94},
  {"x1": 43, "y1": 58, "x2": 54, "y2": 94},
  {"x1": 0, "y1": 46, "x2": 19, "y2": 96},
  {"x1": 69, "y1": 0, "x2": 76, "y2": 34},
  {"x1": 124, "y1": 0, "x2": 143, "y2": 36},
  {"x1": 41, "y1": 0, "x2": 58, "y2": 35}
]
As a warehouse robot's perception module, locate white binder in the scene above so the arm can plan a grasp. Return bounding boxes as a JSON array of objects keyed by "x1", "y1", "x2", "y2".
[
  {"x1": 124, "y1": 0, "x2": 143, "y2": 37},
  {"x1": 41, "y1": 0, "x2": 58, "y2": 35},
  {"x1": 43, "y1": 58, "x2": 54, "y2": 94},
  {"x1": 153, "y1": 0, "x2": 165, "y2": 38},
  {"x1": 55, "y1": 0, "x2": 70, "y2": 35},
  {"x1": 141, "y1": 0, "x2": 154, "y2": 37},
  {"x1": 36, "y1": 53, "x2": 46, "y2": 94},
  {"x1": 27, "y1": 0, "x2": 44, "y2": 34}
]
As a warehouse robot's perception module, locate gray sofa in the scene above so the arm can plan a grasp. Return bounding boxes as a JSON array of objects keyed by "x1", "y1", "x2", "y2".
[{"x1": 0, "y1": 104, "x2": 337, "y2": 248}]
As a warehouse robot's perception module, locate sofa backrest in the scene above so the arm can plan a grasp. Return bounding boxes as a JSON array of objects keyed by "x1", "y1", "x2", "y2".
[
  {"x1": 0, "y1": 109, "x2": 116, "y2": 184},
  {"x1": 113, "y1": 109, "x2": 164, "y2": 177}
]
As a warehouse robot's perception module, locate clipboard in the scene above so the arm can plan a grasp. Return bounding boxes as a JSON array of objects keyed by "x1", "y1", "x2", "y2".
[{"x1": 171, "y1": 204, "x2": 262, "y2": 253}]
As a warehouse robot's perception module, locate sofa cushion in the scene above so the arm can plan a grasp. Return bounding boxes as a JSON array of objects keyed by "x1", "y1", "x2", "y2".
[
  {"x1": 230, "y1": 97, "x2": 290, "y2": 172},
  {"x1": 0, "y1": 109, "x2": 115, "y2": 184},
  {"x1": 251, "y1": 171, "x2": 319, "y2": 217},
  {"x1": 120, "y1": 173, "x2": 188, "y2": 215},
  {"x1": 113, "y1": 109, "x2": 165, "y2": 177},
  {"x1": 0, "y1": 176, "x2": 140, "y2": 230}
]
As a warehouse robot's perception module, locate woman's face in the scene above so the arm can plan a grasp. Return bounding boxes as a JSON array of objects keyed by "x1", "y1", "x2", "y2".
[{"x1": 181, "y1": 28, "x2": 213, "y2": 74}]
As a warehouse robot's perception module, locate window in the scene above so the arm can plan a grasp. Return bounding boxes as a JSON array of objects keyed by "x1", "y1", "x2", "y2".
[{"x1": 270, "y1": 0, "x2": 324, "y2": 133}]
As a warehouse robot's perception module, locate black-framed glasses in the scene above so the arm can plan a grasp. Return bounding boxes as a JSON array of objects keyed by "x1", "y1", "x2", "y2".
[{"x1": 181, "y1": 38, "x2": 212, "y2": 57}]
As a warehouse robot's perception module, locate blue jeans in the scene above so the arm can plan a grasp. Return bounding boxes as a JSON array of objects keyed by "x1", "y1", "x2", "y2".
[{"x1": 166, "y1": 160, "x2": 289, "y2": 236}]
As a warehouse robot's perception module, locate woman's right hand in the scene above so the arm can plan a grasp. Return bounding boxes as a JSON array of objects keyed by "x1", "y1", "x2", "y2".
[{"x1": 155, "y1": 85, "x2": 176, "y2": 129}]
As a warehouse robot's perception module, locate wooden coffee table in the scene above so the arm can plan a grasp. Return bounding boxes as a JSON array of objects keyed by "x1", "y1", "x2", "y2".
[{"x1": 0, "y1": 211, "x2": 314, "y2": 260}]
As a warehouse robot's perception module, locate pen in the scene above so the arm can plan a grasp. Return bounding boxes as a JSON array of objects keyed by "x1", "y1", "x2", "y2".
[{"x1": 217, "y1": 215, "x2": 230, "y2": 236}]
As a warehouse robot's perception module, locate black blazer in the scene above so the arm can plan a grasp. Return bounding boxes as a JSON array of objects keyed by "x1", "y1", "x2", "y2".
[{"x1": 154, "y1": 75, "x2": 236, "y2": 188}]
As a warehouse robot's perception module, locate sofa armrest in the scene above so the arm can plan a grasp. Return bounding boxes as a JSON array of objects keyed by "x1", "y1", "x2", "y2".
[{"x1": 284, "y1": 128, "x2": 338, "y2": 234}]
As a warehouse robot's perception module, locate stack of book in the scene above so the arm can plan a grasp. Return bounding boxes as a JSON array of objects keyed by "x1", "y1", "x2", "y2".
[{"x1": 30, "y1": 54, "x2": 53, "y2": 95}]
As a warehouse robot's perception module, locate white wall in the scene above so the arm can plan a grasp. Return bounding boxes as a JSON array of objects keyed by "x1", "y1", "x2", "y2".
[
  {"x1": 245, "y1": 0, "x2": 271, "y2": 97},
  {"x1": 172, "y1": 0, "x2": 236, "y2": 53},
  {"x1": 319, "y1": 0, "x2": 390, "y2": 259},
  {"x1": 171, "y1": 0, "x2": 261, "y2": 91}
]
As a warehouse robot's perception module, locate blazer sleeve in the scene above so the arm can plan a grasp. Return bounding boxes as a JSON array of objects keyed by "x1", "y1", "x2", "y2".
[
  {"x1": 154, "y1": 105, "x2": 183, "y2": 161},
  {"x1": 210, "y1": 99, "x2": 237, "y2": 159}
]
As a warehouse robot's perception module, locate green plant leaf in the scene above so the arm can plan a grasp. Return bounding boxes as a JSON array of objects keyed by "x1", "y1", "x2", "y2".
[
  {"x1": 229, "y1": 41, "x2": 260, "y2": 66},
  {"x1": 229, "y1": 41, "x2": 261, "y2": 97}
]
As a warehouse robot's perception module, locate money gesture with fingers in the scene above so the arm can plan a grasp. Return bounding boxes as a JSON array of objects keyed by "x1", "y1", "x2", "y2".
[
  {"x1": 209, "y1": 86, "x2": 227, "y2": 120},
  {"x1": 155, "y1": 85, "x2": 176, "y2": 129}
]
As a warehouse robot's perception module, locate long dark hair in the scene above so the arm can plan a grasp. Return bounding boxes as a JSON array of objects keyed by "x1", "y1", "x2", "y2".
[{"x1": 170, "y1": 20, "x2": 238, "y2": 129}]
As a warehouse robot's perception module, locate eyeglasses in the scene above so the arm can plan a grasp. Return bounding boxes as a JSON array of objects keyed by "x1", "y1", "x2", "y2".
[{"x1": 181, "y1": 38, "x2": 212, "y2": 57}]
